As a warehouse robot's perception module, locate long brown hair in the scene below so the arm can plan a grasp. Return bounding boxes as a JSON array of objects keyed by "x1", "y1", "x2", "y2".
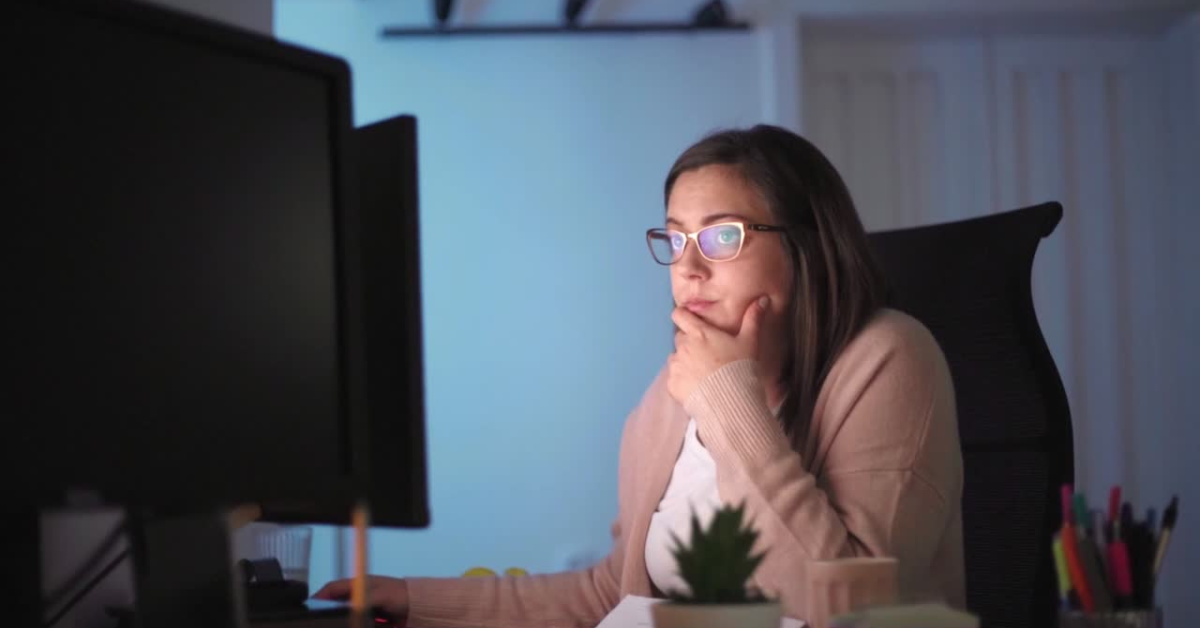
[{"x1": 664, "y1": 125, "x2": 887, "y2": 443}]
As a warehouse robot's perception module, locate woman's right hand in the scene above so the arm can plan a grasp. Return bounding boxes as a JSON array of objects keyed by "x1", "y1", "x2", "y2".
[{"x1": 312, "y1": 575, "x2": 409, "y2": 620}]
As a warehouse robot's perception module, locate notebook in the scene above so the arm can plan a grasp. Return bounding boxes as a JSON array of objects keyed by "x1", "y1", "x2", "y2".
[{"x1": 595, "y1": 595, "x2": 805, "y2": 628}]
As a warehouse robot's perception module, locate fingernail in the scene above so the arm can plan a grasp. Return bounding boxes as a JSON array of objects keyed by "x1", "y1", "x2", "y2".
[{"x1": 758, "y1": 296, "x2": 769, "y2": 308}]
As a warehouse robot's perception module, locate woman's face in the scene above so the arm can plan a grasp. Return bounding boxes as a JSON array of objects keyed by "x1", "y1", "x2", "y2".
[{"x1": 665, "y1": 164, "x2": 794, "y2": 338}]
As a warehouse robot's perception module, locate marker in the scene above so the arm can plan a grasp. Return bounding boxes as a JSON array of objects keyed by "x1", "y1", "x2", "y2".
[
  {"x1": 1077, "y1": 531, "x2": 1113, "y2": 611},
  {"x1": 1052, "y1": 533, "x2": 1074, "y2": 609},
  {"x1": 1058, "y1": 485, "x2": 1094, "y2": 611},
  {"x1": 1109, "y1": 534, "x2": 1134, "y2": 610},
  {"x1": 1061, "y1": 521, "x2": 1095, "y2": 611},
  {"x1": 1121, "y1": 503, "x2": 1135, "y2": 543},
  {"x1": 1073, "y1": 493, "x2": 1090, "y2": 536},
  {"x1": 1071, "y1": 492, "x2": 1111, "y2": 610}
]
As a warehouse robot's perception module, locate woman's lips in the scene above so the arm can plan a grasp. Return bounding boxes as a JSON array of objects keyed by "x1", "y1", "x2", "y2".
[{"x1": 684, "y1": 299, "x2": 716, "y2": 314}]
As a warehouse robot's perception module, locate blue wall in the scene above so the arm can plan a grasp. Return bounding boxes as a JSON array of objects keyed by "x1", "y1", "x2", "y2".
[{"x1": 275, "y1": 2, "x2": 771, "y2": 585}]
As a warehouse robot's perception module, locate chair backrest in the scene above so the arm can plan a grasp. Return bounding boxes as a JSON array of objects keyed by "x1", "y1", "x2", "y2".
[{"x1": 866, "y1": 202, "x2": 1075, "y2": 628}]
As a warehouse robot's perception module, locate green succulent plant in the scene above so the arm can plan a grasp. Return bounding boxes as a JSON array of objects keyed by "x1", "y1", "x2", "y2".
[{"x1": 667, "y1": 501, "x2": 770, "y2": 604}]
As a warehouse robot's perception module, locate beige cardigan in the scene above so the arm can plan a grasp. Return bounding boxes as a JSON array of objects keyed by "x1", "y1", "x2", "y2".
[{"x1": 405, "y1": 308, "x2": 965, "y2": 627}]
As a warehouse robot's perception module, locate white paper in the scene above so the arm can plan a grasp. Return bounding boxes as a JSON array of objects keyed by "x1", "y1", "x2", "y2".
[
  {"x1": 783, "y1": 616, "x2": 805, "y2": 628},
  {"x1": 594, "y1": 595, "x2": 805, "y2": 628},
  {"x1": 594, "y1": 595, "x2": 657, "y2": 628}
]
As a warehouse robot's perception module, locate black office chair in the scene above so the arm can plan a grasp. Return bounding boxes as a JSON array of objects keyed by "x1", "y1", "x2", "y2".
[{"x1": 867, "y1": 202, "x2": 1075, "y2": 628}]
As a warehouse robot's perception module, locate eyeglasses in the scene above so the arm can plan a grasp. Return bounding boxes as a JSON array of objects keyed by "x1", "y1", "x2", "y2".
[{"x1": 645, "y1": 221, "x2": 788, "y2": 265}]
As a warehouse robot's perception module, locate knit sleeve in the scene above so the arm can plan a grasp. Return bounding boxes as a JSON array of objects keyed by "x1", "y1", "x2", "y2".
[
  {"x1": 404, "y1": 531, "x2": 625, "y2": 628},
  {"x1": 682, "y1": 314, "x2": 961, "y2": 608}
]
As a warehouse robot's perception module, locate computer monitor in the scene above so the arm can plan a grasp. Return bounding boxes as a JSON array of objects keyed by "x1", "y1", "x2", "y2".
[
  {"x1": 9, "y1": 0, "x2": 366, "y2": 511},
  {"x1": 355, "y1": 115, "x2": 430, "y2": 529},
  {"x1": 6, "y1": 0, "x2": 426, "y2": 624},
  {"x1": 264, "y1": 115, "x2": 430, "y2": 529}
]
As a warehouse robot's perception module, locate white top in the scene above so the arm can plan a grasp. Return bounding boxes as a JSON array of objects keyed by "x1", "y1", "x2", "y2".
[{"x1": 644, "y1": 418, "x2": 723, "y2": 596}]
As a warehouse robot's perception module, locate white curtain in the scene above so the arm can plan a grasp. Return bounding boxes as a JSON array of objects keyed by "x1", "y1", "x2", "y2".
[{"x1": 800, "y1": 15, "x2": 1198, "y2": 621}]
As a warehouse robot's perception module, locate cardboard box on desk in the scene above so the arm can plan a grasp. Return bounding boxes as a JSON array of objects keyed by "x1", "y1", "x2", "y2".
[{"x1": 829, "y1": 602, "x2": 978, "y2": 628}]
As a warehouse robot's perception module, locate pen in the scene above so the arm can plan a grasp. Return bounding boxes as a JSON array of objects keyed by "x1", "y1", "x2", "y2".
[
  {"x1": 1109, "y1": 486, "x2": 1122, "y2": 538},
  {"x1": 1129, "y1": 521, "x2": 1154, "y2": 609},
  {"x1": 1153, "y1": 496, "x2": 1178, "y2": 579}
]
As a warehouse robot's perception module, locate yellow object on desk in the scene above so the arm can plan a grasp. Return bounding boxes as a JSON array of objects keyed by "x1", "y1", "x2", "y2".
[{"x1": 463, "y1": 567, "x2": 496, "y2": 577}]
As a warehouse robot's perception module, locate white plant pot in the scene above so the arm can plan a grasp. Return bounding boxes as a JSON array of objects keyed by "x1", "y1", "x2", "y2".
[{"x1": 651, "y1": 601, "x2": 782, "y2": 628}]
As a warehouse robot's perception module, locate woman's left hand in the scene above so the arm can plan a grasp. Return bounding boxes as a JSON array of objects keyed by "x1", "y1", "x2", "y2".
[{"x1": 667, "y1": 296, "x2": 768, "y2": 405}]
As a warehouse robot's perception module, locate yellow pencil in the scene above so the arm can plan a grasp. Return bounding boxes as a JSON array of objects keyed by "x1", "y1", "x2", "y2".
[{"x1": 351, "y1": 500, "x2": 370, "y2": 628}]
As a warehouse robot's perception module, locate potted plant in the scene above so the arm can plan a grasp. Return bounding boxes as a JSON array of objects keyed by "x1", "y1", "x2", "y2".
[{"x1": 651, "y1": 502, "x2": 782, "y2": 628}]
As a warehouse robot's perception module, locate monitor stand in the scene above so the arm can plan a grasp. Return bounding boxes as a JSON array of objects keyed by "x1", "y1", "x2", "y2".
[
  {"x1": 18, "y1": 506, "x2": 41, "y2": 628},
  {"x1": 129, "y1": 511, "x2": 245, "y2": 628}
]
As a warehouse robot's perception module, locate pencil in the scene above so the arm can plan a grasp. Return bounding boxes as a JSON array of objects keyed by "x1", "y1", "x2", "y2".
[{"x1": 351, "y1": 500, "x2": 370, "y2": 628}]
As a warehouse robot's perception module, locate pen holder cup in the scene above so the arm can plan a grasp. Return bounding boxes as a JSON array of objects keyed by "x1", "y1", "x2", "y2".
[{"x1": 1059, "y1": 609, "x2": 1162, "y2": 628}]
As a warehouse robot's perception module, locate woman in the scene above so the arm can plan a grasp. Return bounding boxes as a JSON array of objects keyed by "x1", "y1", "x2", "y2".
[{"x1": 315, "y1": 125, "x2": 965, "y2": 626}]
